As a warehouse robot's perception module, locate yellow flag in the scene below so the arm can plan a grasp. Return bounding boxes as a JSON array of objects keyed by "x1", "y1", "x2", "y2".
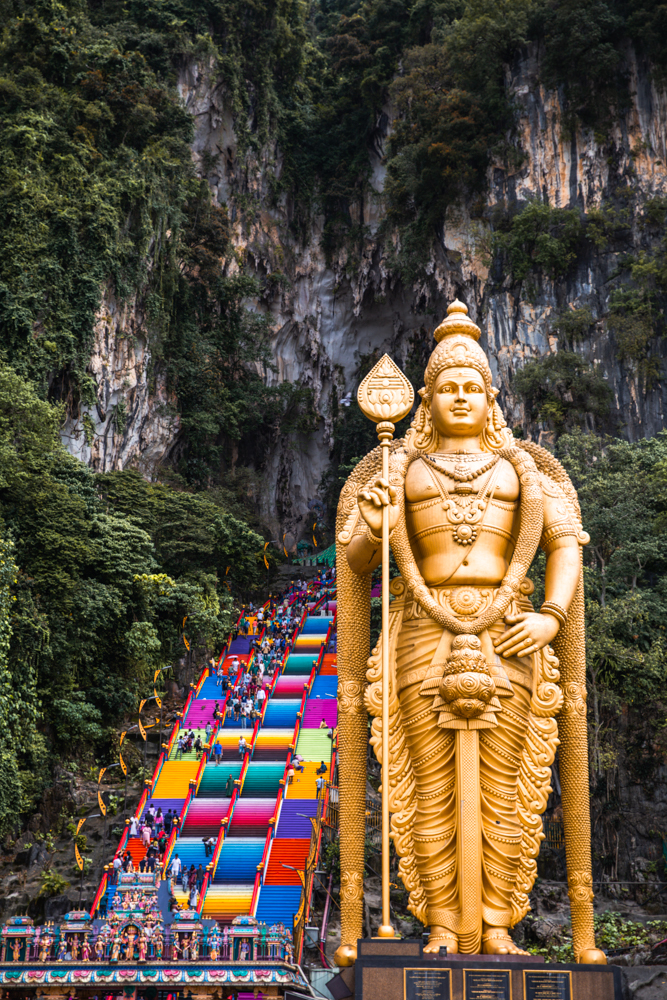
[
  {"x1": 75, "y1": 844, "x2": 84, "y2": 871},
  {"x1": 138, "y1": 718, "x2": 146, "y2": 741},
  {"x1": 154, "y1": 689, "x2": 162, "y2": 709},
  {"x1": 119, "y1": 731, "x2": 127, "y2": 747},
  {"x1": 97, "y1": 769, "x2": 107, "y2": 817},
  {"x1": 119, "y1": 753, "x2": 127, "y2": 777},
  {"x1": 183, "y1": 635, "x2": 190, "y2": 651}
]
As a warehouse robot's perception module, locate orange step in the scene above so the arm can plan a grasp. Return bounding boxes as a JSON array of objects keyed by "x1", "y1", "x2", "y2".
[
  {"x1": 264, "y1": 839, "x2": 311, "y2": 885},
  {"x1": 125, "y1": 837, "x2": 147, "y2": 866}
]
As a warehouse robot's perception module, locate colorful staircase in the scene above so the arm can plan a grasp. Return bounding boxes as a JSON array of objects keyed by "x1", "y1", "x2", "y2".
[{"x1": 92, "y1": 577, "x2": 338, "y2": 949}]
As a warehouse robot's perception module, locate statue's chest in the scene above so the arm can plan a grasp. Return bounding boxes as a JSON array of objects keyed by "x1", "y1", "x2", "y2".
[{"x1": 404, "y1": 457, "x2": 519, "y2": 547}]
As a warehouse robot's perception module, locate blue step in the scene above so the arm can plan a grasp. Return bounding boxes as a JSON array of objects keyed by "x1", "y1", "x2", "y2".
[
  {"x1": 263, "y1": 700, "x2": 300, "y2": 727},
  {"x1": 309, "y1": 678, "x2": 337, "y2": 698},
  {"x1": 198, "y1": 677, "x2": 224, "y2": 699},
  {"x1": 255, "y1": 885, "x2": 303, "y2": 923},
  {"x1": 276, "y1": 800, "x2": 318, "y2": 838},
  {"x1": 302, "y1": 617, "x2": 333, "y2": 634},
  {"x1": 213, "y1": 838, "x2": 265, "y2": 883},
  {"x1": 169, "y1": 837, "x2": 211, "y2": 872}
]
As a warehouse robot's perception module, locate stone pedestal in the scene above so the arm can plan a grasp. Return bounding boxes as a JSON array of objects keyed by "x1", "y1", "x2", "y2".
[{"x1": 327, "y1": 939, "x2": 622, "y2": 1000}]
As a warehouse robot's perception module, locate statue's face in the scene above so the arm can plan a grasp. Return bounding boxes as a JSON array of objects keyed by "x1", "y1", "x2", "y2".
[{"x1": 430, "y1": 367, "x2": 488, "y2": 438}]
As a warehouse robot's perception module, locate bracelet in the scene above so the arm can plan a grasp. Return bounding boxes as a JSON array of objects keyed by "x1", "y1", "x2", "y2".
[
  {"x1": 540, "y1": 601, "x2": 568, "y2": 626},
  {"x1": 365, "y1": 525, "x2": 382, "y2": 547}
]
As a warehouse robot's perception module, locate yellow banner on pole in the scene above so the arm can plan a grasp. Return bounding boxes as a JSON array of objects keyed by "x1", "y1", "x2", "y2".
[
  {"x1": 119, "y1": 731, "x2": 127, "y2": 747},
  {"x1": 154, "y1": 688, "x2": 162, "y2": 709},
  {"x1": 97, "y1": 769, "x2": 107, "y2": 817},
  {"x1": 74, "y1": 816, "x2": 86, "y2": 870},
  {"x1": 183, "y1": 636, "x2": 190, "y2": 651},
  {"x1": 138, "y1": 718, "x2": 146, "y2": 741},
  {"x1": 119, "y1": 753, "x2": 127, "y2": 776}
]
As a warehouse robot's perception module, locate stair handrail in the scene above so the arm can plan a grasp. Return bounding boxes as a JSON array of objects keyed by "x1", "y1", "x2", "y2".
[
  {"x1": 151, "y1": 751, "x2": 166, "y2": 793},
  {"x1": 178, "y1": 689, "x2": 194, "y2": 725},
  {"x1": 193, "y1": 749, "x2": 208, "y2": 794},
  {"x1": 295, "y1": 779, "x2": 329, "y2": 964},
  {"x1": 162, "y1": 786, "x2": 194, "y2": 869},
  {"x1": 250, "y1": 820, "x2": 274, "y2": 917},
  {"x1": 238, "y1": 745, "x2": 252, "y2": 795},
  {"x1": 165, "y1": 719, "x2": 180, "y2": 758},
  {"x1": 90, "y1": 872, "x2": 108, "y2": 916},
  {"x1": 161, "y1": 825, "x2": 179, "y2": 872},
  {"x1": 196, "y1": 871, "x2": 210, "y2": 915}
]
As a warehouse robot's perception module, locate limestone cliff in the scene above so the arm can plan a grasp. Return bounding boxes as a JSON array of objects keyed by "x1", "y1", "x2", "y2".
[{"x1": 67, "y1": 45, "x2": 667, "y2": 538}]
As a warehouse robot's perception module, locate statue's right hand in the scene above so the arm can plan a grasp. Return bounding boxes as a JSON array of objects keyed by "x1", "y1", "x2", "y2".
[{"x1": 358, "y1": 478, "x2": 399, "y2": 539}]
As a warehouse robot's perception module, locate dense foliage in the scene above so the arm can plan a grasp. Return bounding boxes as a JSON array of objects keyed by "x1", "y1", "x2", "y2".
[{"x1": 0, "y1": 362, "x2": 274, "y2": 833}]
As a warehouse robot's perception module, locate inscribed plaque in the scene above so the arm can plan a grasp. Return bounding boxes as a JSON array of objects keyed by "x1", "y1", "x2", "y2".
[
  {"x1": 524, "y1": 970, "x2": 572, "y2": 1000},
  {"x1": 463, "y1": 969, "x2": 510, "y2": 1000},
  {"x1": 404, "y1": 967, "x2": 452, "y2": 1000}
]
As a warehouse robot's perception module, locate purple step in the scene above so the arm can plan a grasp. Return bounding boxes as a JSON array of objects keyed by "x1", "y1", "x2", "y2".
[
  {"x1": 302, "y1": 701, "x2": 337, "y2": 728},
  {"x1": 276, "y1": 800, "x2": 318, "y2": 838}
]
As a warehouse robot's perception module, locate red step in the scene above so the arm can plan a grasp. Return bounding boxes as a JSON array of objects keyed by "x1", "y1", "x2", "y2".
[
  {"x1": 124, "y1": 837, "x2": 147, "y2": 866},
  {"x1": 264, "y1": 839, "x2": 311, "y2": 885}
]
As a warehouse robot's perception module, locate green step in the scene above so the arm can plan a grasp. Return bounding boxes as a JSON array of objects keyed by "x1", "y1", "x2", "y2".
[
  {"x1": 242, "y1": 762, "x2": 285, "y2": 797},
  {"x1": 199, "y1": 762, "x2": 243, "y2": 797},
  {"x1": 295, "y1": 731, "x2": 333, "y2": 762},
  {"x1": 284, "y1": 654, "x2": 318, "y2": 675}
]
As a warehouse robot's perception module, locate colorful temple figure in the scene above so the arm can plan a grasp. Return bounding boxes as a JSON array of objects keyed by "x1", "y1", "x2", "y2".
[
  {"x1": 94, "y1": 934, "x2": 105, "y2": 962},
  {"x1": 335, "y1": 300, "x2": 605, "y2": 964},
  {"x1": 138, "y1": 932, "x2": 147, "y2": 963},
  {"x1": 56, "y1": 939, "x2": 67, "y2": 962},
  {"x1": 181, "y1": 934, "x2": 190, "y2": 961},
  {"x1": 81, "y1": 938, "x2": 91, "y2": 962},
  {"x1": 239, "y1": 939, "x2": 249, "y2": 961},
  {"x1": 222, "y1": 926, "x2": 229, "y2": 959},
  {"x1": 171, "y1": 936, "x2": 180, "y2": 962},
  {"x1": 70, "y1": 935, "x2": 79, "y2": 962},
  {"x1": 153, "y1": 929, "x2": 164, "y2": 961},
  {"x1": 10, "y1": 939, "x2": 22, "y2": 963},
  {"x1": 39, "y1": 934, "x2": 51, "y2": 963},
  {"x1": 125, "y1": 927, "x2": 137, "y2": 961},
  {"x1": 208, "y1": 929, "x2": 220, "y2": 962},
  {"x1": 110, "y1": 934, "x2": 121, "y2": 963},
  {"x1": 190, "y1": 931, "x2": 200, "y2": 962}
]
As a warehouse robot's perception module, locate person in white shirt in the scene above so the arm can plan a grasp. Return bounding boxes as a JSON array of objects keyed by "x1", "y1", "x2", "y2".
[
  {"x1": 129, "y1": 815, "x2": 139, "y2": 837},
  {"x1": 112, "y1": 855, "x2": 122, "y2": 884},
  {"x1": 168, "y1": 853, "x2": 181, "y2": 890}
]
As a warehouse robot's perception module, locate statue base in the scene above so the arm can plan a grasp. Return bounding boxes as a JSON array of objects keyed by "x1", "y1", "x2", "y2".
[{"x1": 327, "y1": 939, "x2": 621, "y2": 1000}]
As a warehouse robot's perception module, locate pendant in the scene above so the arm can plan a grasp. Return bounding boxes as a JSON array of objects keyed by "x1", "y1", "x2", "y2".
[{"x1": 453, "y1": 524, "x2": 477, "y2": 545}]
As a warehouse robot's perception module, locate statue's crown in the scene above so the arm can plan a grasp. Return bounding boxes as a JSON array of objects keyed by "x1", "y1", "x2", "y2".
[{"x1": 433, "y1": 299, "x2": 481, "y2": 343}]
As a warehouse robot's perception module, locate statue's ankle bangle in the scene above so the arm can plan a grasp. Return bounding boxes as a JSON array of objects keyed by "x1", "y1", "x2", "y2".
[{"x1": 540, "y1": 601, "x2": 568, "y2": 626}]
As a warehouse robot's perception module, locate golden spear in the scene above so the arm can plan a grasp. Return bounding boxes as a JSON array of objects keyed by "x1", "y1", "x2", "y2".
[{"x1": 357, "y1": 354, "x2": 414, "y2": 937}]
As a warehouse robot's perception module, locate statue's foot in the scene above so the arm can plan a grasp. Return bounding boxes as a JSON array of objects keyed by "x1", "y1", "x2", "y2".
[
  {"x1": 482, "y1": 928, "x2": 528, "y2": 956},
  {"x1": 423, "y1": 927, "x2": 458, "y2": 954}
]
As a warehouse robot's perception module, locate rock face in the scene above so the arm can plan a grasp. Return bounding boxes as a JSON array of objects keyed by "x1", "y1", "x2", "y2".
[
  {"x1": 61, "y1": 287, "x2": 180, "y2": 477},
  {"x1": 63, "y1": 46, "x2": 667, "y2": 536}
]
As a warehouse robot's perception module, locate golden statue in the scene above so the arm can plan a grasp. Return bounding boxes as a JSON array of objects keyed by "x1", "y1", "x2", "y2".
[{"x1": 334, "y1": 301, "x2": 605, "y2": 965}]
